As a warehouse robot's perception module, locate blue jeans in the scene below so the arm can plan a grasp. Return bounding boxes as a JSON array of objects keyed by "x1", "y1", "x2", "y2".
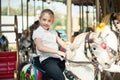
[{"x1": 40, "y1": 57, "x2": 65, "y2": 80}]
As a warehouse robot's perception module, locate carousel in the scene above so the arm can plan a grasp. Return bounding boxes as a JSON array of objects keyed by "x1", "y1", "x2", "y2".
[{"x1": 0, "y1": 0, "x2": 120, "y2": 80}]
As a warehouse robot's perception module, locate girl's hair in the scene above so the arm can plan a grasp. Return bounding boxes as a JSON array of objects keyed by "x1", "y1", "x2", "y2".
[{"x1": 39, "y1": 9, "x2": 54, "y2": 18}]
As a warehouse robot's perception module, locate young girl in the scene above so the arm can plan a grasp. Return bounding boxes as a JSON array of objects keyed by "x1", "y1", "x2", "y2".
[{"x1": 32, "y1": 9, "x2": 67, "y2": 80}]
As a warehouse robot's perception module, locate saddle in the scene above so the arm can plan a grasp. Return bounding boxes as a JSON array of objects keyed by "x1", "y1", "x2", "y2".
[
  {"x1": 32, "y1": 56, "x2": 53, "y2": 80},
  {"x1": 32, "y1": 56, "x2": 45, "y2": 73}
]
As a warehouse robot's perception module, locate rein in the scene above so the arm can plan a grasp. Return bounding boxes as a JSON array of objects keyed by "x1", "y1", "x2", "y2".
[{"x1": 65, "y1": 58, "x2": 97, "y2": 65}]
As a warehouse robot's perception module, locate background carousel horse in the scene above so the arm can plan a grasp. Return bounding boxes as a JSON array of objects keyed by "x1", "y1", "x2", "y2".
[
  {"x1": 19, "y1": 29, "x2": 31, "y2": 51},
  {"x1": 96, "y1": 13, "x2": 120, "y2": 80},
  {"x1": 0, "y1": 35, "x2": 9, "y2": 51},
  {"x1": 19, "y1": 29, "x2": 32, "y2": 63},
  {"x1": 19, "y1": 20, "x2": 40, "y2": 63}
]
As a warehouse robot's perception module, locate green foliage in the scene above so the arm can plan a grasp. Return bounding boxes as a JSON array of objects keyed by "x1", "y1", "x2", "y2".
[
  {"x1": 52, "y1": 19, "x2": 62, "y2": 29},
  {"x1": 9, "y1": 46, "x2": 17, "y2": 51},
  {"x1": 2, "y1": 7, "x2": 7, "y2": 15},
  {"x1": 2, "y1": 7, "x2": 21, "y2": 16},
  {"x1": 1, "y1": 2, "x2": 67, "y2": 30}
]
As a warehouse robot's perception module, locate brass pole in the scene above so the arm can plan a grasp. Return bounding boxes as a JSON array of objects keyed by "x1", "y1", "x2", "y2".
[
  {"x1": 21, "y1": 0, "x2": 24, "y2": 31},
  {"x1": 0, "y1": 0, "x2": 1, "y2": 32},
  {"x1": 67, "y1": 0, "x2": 72, "y2": 42},
  {"x1": 82, "y1": 4, "x2": 84, "y2": 32},
  {"x1": 95, "y1": 0, "x2": 100, "y2": 24},
  {"x1": 26, "y1": 0, "x2": 29, "y2": 29}
]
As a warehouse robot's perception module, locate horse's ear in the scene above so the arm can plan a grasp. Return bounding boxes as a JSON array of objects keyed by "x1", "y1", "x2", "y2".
[
  {"x1": 93, "y1": 32, "x2": 103, "y2": 43},
  {"x1": 97, "y1": 32, "x2": 102, "y2": 38}
]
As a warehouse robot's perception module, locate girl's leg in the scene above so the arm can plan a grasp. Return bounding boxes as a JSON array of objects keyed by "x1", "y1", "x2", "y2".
[{"x1": 41, "y1": 58, "x2": 65, "y2": 80}]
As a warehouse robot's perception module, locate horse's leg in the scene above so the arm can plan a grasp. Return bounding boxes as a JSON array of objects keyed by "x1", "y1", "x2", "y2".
[
  {"x1": 112, "y1": 73, "x2": 120, "y2": 80},
  {"x1": 97, "y1": 71, "x2": 101, "y2": 80},
  {"x1": 102, "y1": 71, "x2": 113, "y2": 80},
  {"x1": 118, "y1": 33, "x2": 120, "y2": 53}
]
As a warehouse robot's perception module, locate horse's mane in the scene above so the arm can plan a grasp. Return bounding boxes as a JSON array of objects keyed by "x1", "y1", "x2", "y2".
[
  {"x1": 70, "y1": 33, "x2": 86, "y2": 50},
  {"x1": 69, "y1": 32, "x2": 97, "y2": 51}
]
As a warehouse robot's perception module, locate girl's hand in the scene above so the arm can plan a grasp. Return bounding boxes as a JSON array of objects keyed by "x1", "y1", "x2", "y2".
[{"x1": 57, "y1": 51, "x2": 66, "y2": 58}]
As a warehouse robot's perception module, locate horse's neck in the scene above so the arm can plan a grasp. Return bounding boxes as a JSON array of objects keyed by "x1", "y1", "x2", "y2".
[
  {"x1": 76, "y1": 45, "x2": 92, "y2": 61},
  {"x1": 68, "y1": 32, "x2": 94, "y2": 61},
  {"x1": 71, "y1": 33, "x2": 88, "y2": 50},
  {"x1": 66, "y1": 44, "x2": 95, "y2": 80}
]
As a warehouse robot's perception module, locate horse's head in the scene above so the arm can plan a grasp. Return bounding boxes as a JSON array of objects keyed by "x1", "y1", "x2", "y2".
[
  {"x1": 90, "y1": 32, "x2": 113, "y2": 69},
  {"x1": 66, "y1": 32, "x2": 114, "y2": 69}
]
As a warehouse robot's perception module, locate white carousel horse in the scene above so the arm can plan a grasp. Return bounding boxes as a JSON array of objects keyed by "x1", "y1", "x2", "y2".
[{"x1": 65, "y1": 32, "x2": 115, "y2": 80}]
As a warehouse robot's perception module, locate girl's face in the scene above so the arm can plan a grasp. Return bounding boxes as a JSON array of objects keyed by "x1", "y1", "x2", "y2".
[{"x1": 39, "y1": 13, "x2": 54, "y2": 30}]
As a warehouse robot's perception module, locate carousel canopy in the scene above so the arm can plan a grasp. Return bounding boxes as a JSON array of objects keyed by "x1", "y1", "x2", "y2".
[{"x1": 41, "y1": 0, "x2": 120, "y2": 14}]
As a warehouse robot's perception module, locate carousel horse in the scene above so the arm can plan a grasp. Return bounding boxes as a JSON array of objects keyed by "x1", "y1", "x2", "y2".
[
  {"x1": 20, "y1": 31, "x2": 115, "y2": 80},
  {"x1": 19, "y1": 21, "x2": 39, "y2": 63},
  {"x1": 0, "y1": 35, "x2": 9, "y2": 51},
  {"x1": 65, "y1": 32, "x2": 117, "y2": 80},
  {"x1": 19, "y1": 30, "x2": 31, "y2": 51},
  {"x1": 19, "y1": 30, "x2": 32, "y2": 63},
  {"x1": 19, "y1": 21, "x2": 39, "y2": 52},
  {"x1": 65, "y1": 13, "x2": 120, "y2": 80}
]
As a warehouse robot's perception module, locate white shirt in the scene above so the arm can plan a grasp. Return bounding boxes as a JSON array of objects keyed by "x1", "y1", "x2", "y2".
[{"x1": 32, "y1": 26, "x2": 60, "y2": 62}]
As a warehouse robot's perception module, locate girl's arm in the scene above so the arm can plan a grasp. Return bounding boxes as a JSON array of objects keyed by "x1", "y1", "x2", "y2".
[
  {"x1": 34, "y1": 37, "x2": 66, "y2": 58},
  {"x1": 56, "y1": 35, "x2": 67, "y2": 50}
]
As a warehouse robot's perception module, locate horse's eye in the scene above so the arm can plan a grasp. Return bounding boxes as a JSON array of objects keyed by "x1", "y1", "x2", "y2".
[{"x1": 93, "y1": 47, "x2": 96, "y2": 50}]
